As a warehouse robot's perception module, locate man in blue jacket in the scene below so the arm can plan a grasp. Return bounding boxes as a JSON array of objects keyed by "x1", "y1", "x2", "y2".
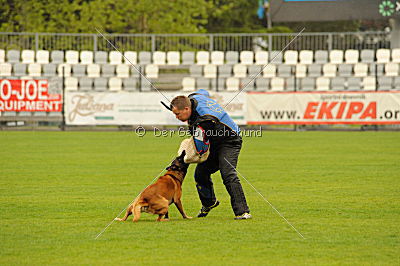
[{"x1": 170, "y1": 89, "x2": 251, "y2": 220}]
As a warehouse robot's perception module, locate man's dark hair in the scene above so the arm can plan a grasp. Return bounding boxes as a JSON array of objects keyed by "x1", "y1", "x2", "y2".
[{"x1": 171, "y1": 96, "x2": 191, "y2": 110}]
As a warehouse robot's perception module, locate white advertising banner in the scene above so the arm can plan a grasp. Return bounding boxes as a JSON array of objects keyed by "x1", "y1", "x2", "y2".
[
  {"x1": 65, "y1": 91, "x2": 246, "y2": 125},
  {"x1": 208, "y1": 91, "x2": 246, "y2": 125},
  {"x1": 247, "y1": 91, "x2": 400, "y2": 125}
]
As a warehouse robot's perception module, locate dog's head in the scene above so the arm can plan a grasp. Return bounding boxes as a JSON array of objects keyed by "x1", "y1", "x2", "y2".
[{"x1": 166, "y1": 150, "x2": 189, "y2": 174}]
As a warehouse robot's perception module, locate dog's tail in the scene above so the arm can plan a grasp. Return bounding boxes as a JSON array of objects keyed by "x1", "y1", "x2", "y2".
[{"x1": 115, "y1": 196, "x2": 143, "y2": 222}]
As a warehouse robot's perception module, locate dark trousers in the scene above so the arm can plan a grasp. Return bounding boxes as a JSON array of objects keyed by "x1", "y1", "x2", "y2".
[{"x1": 194, "y1": 138, "x2": 250, "y2": 216}]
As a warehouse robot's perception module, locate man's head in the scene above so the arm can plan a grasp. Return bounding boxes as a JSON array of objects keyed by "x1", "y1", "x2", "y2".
[{"x1": 171, "y1": 96, "x2": 192, "y2": 122}]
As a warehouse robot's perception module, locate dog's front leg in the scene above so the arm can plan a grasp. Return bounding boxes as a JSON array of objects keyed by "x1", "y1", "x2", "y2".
[{"x1": 174, "y1": 199, "x2": 192, "y2": 219}]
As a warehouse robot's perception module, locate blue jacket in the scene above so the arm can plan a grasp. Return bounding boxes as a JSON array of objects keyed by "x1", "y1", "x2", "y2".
[{"x1": 188, "y1": 89, "x2": 241, "y2": 155}]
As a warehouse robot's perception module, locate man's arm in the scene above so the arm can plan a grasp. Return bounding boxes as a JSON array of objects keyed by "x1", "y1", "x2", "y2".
[{"x1": 192, "y1": 120, "x2": 214, "y2": 155}]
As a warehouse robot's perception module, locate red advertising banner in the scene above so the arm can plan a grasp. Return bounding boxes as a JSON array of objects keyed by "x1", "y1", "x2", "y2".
[{"x1": 0, "y1": 79, "x2": 62, "y2": 112}]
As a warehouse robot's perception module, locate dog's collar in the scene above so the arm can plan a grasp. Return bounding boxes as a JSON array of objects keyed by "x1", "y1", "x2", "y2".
[{"x1": 166, "y1": 173, "x2": 182, "y2": 184}]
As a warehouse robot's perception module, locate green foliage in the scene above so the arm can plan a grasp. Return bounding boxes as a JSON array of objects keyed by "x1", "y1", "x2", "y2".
[
  {"x1": 205, "y1": 0, "x2": 265, "y2": 33},
  {"x1": 0, "y1": 0, "x2": 383, "y2": 34},
  {"x1": 0, "y1": 0, "x2": 210, "y2": 33}
]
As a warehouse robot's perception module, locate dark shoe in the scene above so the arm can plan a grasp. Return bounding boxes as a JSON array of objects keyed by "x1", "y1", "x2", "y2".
[
  {"x1": 197, "y1": 200, "x2": 220, "y2": 218},
  {"x1": 234, "y1": 213, "x2": 252, "y2": 220}
]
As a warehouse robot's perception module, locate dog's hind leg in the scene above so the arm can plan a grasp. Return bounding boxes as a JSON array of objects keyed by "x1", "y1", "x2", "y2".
[
  {"x1": 152, "y1": 197, "x2": 169, "y2": 221},
  {"x1": 132, "y1": 202, "x2": 143, "y2": 222}
]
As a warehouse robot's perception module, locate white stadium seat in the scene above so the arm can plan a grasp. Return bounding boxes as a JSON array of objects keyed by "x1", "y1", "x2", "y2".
[
  {"x1": 124, "y1": 51, "x2": 137, "y2": 65},
  {"x1": 385, "y1": 63, "x2": 399, "y2": 76},
  {"x1": 316, "y1": 77, "x2": 330, "y2": 91},
  {"x1": 0, "y1": 63, "x2": 12, "y2": 77},
  {"x1": 153, "y1": 51, "x2": 166, "y2": 65},
  {"x1": 65, "y1": 50, "x2": 79, "y2": 64},
  {"x1": 354, "y1": 63, "x2": 368, "y2": 77},
  {"x1": 226, "y1": 77, "x2": 240, "y2": 91},
  {"x1": 7, "y1": 50, "x2": 20, "y2": 63},
  {"x1": 196, "y1": 51, "x2": 209, "y2": 65},
  {"x1": 36, "y1": 50, "x2": 49, "y2": 64},
  {"x1": 109, "y1": 51, "x2": 122, "y2": 65},
  {"x1": 240, "y1": 51, "x2": 254, "y2": 65},
  {"x1": 65, "y1": 77, "x2": 78, "y2": 91},
  {"x1": 233, "y1": 64, "x2": 247, "y2": 78},
  {"x1": 295, "y1": 64, "x2": 307, "y2": 78},
  {"x1": 145, "y1": 64, "x2": 158, "y2": 78},
  {"x1": 363, "y1": 77, "x2": 376, "y2": 91},
  {"x1": 167, "y1": 51, "x2": 180, "y2": 65},
  {"x1": 263, "y1": 64, "x2": 276, "y2": 78},
  {"x1": 57, "y1": 64, "x2": 72, "y2": 77},
  {"x1": 203, "y1": 64, "x2": 217, "y2": 78},
  {"x1": 182, "y1": 77, "x2": 196, "y2": 92},
  {"x1": 392, "y1": 48, "x2": 400, "y2": 63},
  {"x1": 323, "y1": 64, "x2": 337, "y2": 77},
  {"x1": 345, "y1": 49, "x2": 359, "y2": 64},
  {"x1": 116, "y1": 64, "x2": 130, "y2": 78},
  {"x1": 80, "y1": 51, "x2": 93, "y2": 64},
  {"x1": 284, "y1": 50, "x2": 298, "y2": 65},
  {"x1": 87, "y1": 64, "x2": 100, "y2": 78},
  {"x1": 329, "y1": 50, "x2": 344, "y2": 64},
  {"x1": 21, "y1": 50, "x2": 35, "y2": 64},
  {"x1": 299, "y1": 50, "x2": 313, "y2": 64},
  {"x1": 376, "y1": 49, "x2": 390, "y2": 63},
  {"x1": 109, "y1": 77, "x2": 122, "y2": 91},
  {"x1": 270, "y1": 77, "x2": 284, "y2": 91},
  {"x1": 28, "y1": 63, "x2": 41, "y2": 77},
  {"x1": 255, "y1": 51, "x2": 268, "y2": 65},
  {"x1": 211, "y1": 51, "x2": 224, "y2": 65}
]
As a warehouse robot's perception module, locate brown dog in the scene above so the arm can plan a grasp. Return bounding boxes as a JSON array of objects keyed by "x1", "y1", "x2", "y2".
[{"x1": 115, "y1": 151, "x2": 191, "y2": 222}]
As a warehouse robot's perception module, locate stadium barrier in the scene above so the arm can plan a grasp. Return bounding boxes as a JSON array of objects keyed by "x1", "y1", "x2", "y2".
[
  {"x1": 0, "y1": 31, "x2": 390, "y2": 52},
  {"x1": 1, "y1": 79, "x2": 399, "y2": 126}
]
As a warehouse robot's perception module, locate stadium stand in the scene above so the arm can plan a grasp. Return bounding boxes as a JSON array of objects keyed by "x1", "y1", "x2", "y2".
[{"x1": 0, "y1": 48, "x2": 399, "y2": 97}]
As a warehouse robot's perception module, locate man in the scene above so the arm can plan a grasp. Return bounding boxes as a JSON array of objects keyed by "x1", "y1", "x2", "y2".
[{"x1": 169, "y1": 89, "x2": 251, "y2": 220}]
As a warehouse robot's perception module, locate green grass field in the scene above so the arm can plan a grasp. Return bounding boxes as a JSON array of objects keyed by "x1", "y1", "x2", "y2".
[{"x1": 1, "y1": 131, "x2": 399, "y2": 265}]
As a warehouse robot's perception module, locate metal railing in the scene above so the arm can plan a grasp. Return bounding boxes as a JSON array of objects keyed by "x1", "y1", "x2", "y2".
[{"x1": 0, "y1": 31, "x2": 391, "y2": 52}]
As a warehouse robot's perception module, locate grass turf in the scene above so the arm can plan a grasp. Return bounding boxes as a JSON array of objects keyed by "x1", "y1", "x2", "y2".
[{"x1": 0, "y1": 131, "x2": 399, "y2": 265}]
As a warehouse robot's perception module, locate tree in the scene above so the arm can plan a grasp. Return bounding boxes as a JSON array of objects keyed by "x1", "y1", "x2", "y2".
[{"x1": 0, "y1": 0, "x2": 210, "y2": 33}]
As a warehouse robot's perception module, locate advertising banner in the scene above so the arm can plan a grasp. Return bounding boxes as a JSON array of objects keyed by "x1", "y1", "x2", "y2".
[
  {"x1": 247, "y1": 91, "x2": 400, "y2": 125},
  {"x1": 209, "y1": 91, "x2": 246, "y2": 125},
  {"x1": 0, "y1": 79, "x2": 62, "y2": 112},
  {"x1": 65, "y1": 91, "x2": 246, "y2": 125}
]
